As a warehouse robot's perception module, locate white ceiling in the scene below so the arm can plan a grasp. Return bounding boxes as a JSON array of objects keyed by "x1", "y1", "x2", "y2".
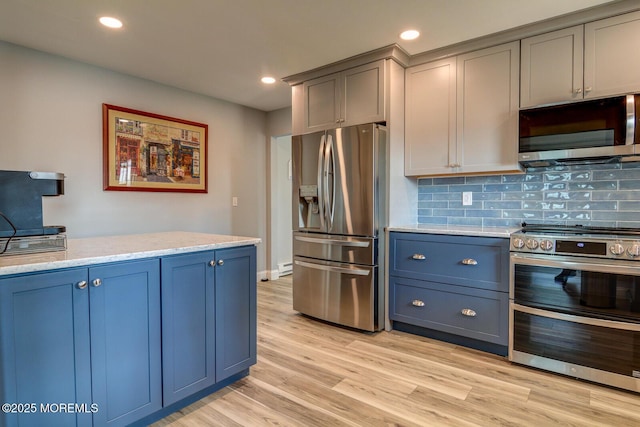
[{"x1": 0, "y1": 0, "x2": 616, "y2": 112}]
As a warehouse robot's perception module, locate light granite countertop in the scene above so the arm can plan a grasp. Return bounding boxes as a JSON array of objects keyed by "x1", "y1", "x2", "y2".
[
  {"x1": 0, "y1": 231, "x2": 261, "y2": 276},
  {"x1": 388, "y1": 224, "x2": 520, "y2": 238}
]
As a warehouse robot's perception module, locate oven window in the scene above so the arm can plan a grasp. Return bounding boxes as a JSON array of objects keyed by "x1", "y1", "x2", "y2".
[
  {"x1": 513, "y1": 310, "x2": 640, "y2": 377},
  {"x1": 513, "y1": 264, "x2": 640, "y2": 322}
]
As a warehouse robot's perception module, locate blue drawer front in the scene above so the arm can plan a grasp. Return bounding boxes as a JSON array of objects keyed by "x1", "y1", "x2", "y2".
[
  {"x1": 389, "y1": 276, "x2": 508, "y2": 345},
  {"x1": 389, "y1": 232, "x2": 509, "y2": 292}
]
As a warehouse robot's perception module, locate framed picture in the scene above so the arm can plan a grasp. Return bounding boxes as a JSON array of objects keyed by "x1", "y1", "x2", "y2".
[{"x1": 102, "y1": 104, "x2": 208, "y2": 193}]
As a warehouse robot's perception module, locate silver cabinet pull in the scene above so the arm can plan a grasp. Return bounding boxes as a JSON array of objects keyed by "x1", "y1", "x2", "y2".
[
  {"x1": 461, "y1": 258, "x2": 478, "y2": 265},
  {"x1": 412, "y1": 300, "x2": 425, "y2": 307},
  {"x1": 218, "y1": 259, "x2": 224, "y2": 266},
  {"x1": 412, "y1": 254, "x2": 426, "y2": 260},
  {"x1": 209, "y1": 260, "x2": 216, "y2": 267},
  {"x1": 575, "y1": 88, "x2": 583, "y2": 94},
  {"x1": 92, "y1": 278, "x2": 102, "y2": 287},
  {"x1": 77, "y1": 280, "x2": 88, "y2": 290},
  {"x1": 584, "y1": 86, "x2": 592, "y2": 93},
  {"x1": 461, "y1": 308, "x2": 476, "y2": 317}
]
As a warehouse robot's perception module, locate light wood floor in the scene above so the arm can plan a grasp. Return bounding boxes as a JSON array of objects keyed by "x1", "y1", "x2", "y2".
[{"x1": 153, "y1": 276, "x2": 640, "y2": 426}]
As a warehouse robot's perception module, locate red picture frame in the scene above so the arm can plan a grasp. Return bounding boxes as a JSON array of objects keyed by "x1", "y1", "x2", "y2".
[{"x1": 102, "y1": 104, "x2": 208, "y2": 193}]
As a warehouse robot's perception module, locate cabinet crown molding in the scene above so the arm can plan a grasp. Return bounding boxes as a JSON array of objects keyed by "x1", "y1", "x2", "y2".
[
  {"x1": 283, "y1": 0, "x2": 640, "y2": 82},
  {"x1": 282, "y1": 44, "x2": 409, "y2": 86}
]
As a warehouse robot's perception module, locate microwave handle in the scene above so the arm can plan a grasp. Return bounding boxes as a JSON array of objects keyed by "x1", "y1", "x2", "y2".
[{"x1": 625, "y1": 94, "x2": 635, "y2": 146}]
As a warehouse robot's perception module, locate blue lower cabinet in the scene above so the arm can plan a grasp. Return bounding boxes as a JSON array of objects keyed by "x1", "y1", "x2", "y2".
[
  {"x1": 0, "y1": 246, "x2": 257, "y2": 426},
  {"x1": 160, "y1": 246, "x2": 257, "y2": 402},
  {"x1": 89, "y1": 260, "x2": 162, "y2": 426},
  {"x1": 215, "y1": 246, "x2": 257, "y2": 381},
  {"x1": 0, "y1": 268, "x2": 92, "y2": 427},
  {"x1": 0, "y1": 259, "x2": 162, "y2": 427},
  {"x1": 388, "y1": 232, "x2": 509, "y2": 355},
  {"x1": 161, "y1": 251, "x2": 216, "y2": 406}
]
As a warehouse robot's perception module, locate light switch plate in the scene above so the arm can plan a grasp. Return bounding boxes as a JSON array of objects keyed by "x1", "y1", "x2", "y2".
[{"x1": 462, "y1": 192, "x2": 472, "y2": 206}]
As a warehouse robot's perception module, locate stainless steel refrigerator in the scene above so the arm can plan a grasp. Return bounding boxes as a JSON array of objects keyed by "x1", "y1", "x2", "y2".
[{"x1": 292, "y1": 123, "x2": 386, "y2": 331}]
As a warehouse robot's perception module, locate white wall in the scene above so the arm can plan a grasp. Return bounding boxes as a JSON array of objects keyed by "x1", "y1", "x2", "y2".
[
  {"x1": 273, "y1": 135, "x2": 292, "y2": 274},
  {"x1": 0, "y1": 41, "x2": 268, "y2": 273}
]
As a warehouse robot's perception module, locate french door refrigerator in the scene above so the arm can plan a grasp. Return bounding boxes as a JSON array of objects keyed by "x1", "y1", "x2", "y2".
[{"x1": 292, "y1": 123, "x2": 386, "y2": 331}]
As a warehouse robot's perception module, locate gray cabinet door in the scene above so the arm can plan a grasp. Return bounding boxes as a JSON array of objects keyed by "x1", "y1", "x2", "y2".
[
  {"x1": 584, "y1": 10, "x2": 640, "y2": 99},
  {"x1": 520, "y1": 25, "x2": 584, "y2": 107},
  {"x1": 456, "y1": 41, "x2": 520, "y2": 175},
  {"x1": 405, "y1": 42, "x2": 520, "y2": 177},
  {"x1": 405, "y1": 57, "x2": 456, "y2": 176},
  {"x1": 341, "y1": 60, "x2": 385, "y2": 128},
  {"x1": 302, "y1": 72, "x2": 341, "y2": 133},
  {"x1": 299, "y1": 60, "x2": 385, "y2": 134}
]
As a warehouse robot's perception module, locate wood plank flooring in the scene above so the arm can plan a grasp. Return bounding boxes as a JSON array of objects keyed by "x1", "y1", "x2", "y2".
[{"x1": 152, "y1": 276, "x2": 640, "y2": 426}]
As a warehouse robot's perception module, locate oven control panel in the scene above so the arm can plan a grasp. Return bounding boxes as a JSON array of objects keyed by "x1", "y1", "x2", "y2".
[{"x1": 510, "y1": 232, "x2": 640, "y2": 260}]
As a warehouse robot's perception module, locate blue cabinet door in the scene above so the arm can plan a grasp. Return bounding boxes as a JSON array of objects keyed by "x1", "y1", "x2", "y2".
[
  {"x1": 161, "y1": 251, "x2": 216, "y2": 406},
  {"x1": 89, "y1": 259, "x2": 162, "y2": 426},
  {"x1": 0, "y1": 268, "x2": 92, "y2": 427},
  {"x1": 215, "y1": 246, "x2": 257, "y2": 381}
]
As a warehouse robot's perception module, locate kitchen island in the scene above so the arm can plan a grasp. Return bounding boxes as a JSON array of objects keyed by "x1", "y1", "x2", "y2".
[{"x1": 0, "y1": 231, "x2": 260, "y2": 427}]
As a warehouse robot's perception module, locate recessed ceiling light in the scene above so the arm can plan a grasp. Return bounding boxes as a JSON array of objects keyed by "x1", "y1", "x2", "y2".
[
  {"x1": 99, "y1": 16, "x2": 123, "y2": 29},
  {"x1": 400, "y1": 29, "x2": 420, "y2": 40},
  {"x1": 261, "y1": 76, "x2": 276, "y2": 84}
]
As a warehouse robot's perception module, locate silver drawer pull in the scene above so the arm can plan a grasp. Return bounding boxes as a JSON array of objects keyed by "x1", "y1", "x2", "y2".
[
  {"x1": 461, "y1": 308, "x2": 476, "y2": 317},
  {"x1": 412, "y1": 254, "x2": 426, "y2": 260},
  {"x1": 412, "y1": 300, "x2": 425, "y2": 307},
  {"x1": 461, "y1": 258, "x2": 478, "y2": 265}
]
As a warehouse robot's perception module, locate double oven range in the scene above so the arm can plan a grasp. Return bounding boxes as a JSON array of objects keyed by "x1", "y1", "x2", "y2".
[{"x1": 510, "y1": 223, "x2": 640, "y2": 392}]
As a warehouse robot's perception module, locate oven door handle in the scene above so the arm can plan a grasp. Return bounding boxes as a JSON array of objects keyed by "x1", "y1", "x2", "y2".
[
  {"x1": 510, "y1": 253, "x2": 640, "y2": 276},
  {"x1": 512, "y1": 303, "x2": 640, "y2": 332}
]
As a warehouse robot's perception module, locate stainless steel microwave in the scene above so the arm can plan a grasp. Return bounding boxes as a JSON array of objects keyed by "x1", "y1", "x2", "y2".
[{"x1": 518, "y1": 94, "x2": 639, "y2": 167}]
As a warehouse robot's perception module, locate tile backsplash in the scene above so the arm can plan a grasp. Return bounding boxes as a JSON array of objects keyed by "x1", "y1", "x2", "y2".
[{"x1": 417, "y1": 162, "x2": 640, "y2": 228}]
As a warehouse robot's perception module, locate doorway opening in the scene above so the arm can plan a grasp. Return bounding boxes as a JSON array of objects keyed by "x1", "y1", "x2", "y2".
[{"x1": 269, "y1": 134, "x2": 292, "y2": 279}]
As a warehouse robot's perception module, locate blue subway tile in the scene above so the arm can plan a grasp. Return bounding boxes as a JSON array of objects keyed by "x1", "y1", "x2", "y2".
[
  {"x1": 569, "y1": 181, "x2": 617, "y2": 191},
  {"x1": 566, "y1": 201, "x2": 617, "y2": 210},
  {"x1": 417, "y1": 217, "x2": 448, "y2": 225},
  {"x1": 484, "y1": 201, "x2": 522, "y2": 210},
  {"x1": 465, "y1": 209, "x2": 501, "y2": 218},
  {"x1": 484, "y1": 183, "x2": 523, "y2": 192},
  {"x1": 449, "y1": 184, "x2": 483, "y2": 192},
  {"x1": 433, "y1": 176, "x2": 465, "y2": 185},
  {"x1": 619, "y1": 201, "x2": 640, "y2": 211},
  {"x1": 448, "y1": 217, "x2": 483, "y2": 226}
]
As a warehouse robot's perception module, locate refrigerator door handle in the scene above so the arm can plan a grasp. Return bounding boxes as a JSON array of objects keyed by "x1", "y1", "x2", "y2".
[
  {"x1": 294, "y1": 235, "x2": 370, "y2": 248},
  {"x1": 322, "y1": 134, "x2": 332, "y2": 231},
  {"x1": 317, "y1": 134, "x2": 326, "y2": 230},
  {"x1": 294, "y1": 260, "x2": 371, "y2": 276},
  {"x1": 326, "y1": 133, "x2": 336, "y2": 230}
]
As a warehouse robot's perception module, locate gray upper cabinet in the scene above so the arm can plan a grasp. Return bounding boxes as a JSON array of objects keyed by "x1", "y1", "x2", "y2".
[
  {"x1": 520, "y1": 26, "x2": 583, "y2": 107},
  {"x1": 405, "y1": 41, "x2": 520, "y2": 177},
  {"x1": 521, "y1": 11, "x2": 640, "y2": 108},
  {"x1": 584, "y1": 11, "x2": 640, "y2": 99},
  {"x1": 294, "y1": 59, "x2": 385, "y2": 135}
]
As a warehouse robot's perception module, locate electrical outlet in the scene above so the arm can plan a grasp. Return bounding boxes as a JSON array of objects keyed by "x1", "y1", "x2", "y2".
[
  {"x1": 462, "y1": 192, "x2": 473, "y2": 206},
  {"x1": 232, "y1": 196, "x2": 238, "y2": 207}
]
